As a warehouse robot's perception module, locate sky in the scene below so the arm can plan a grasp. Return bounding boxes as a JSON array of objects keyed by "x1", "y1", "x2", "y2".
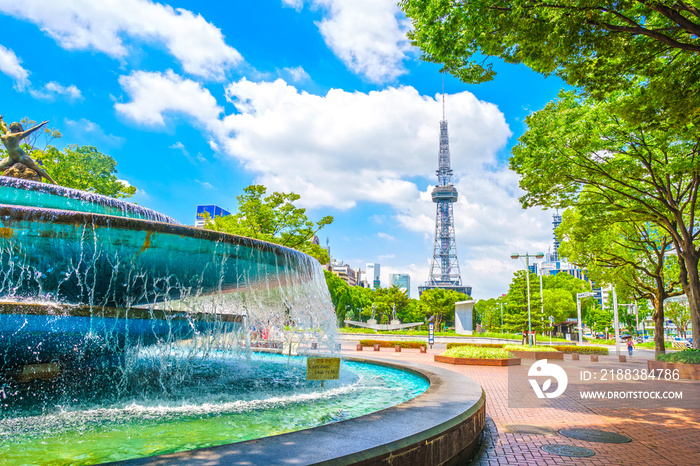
[{"x1": 0, "y1": 0, "x2": 567, "y2": 300}]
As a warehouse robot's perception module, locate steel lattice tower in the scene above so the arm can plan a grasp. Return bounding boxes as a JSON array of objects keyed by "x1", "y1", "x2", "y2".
[{"x1": 419, "y1": 94, "x2": 472, "y2": 297}]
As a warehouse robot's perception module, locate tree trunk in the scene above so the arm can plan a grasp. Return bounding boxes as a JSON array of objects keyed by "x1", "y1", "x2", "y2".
[
  {"x1": 652, "y1": 298, "x2": 666, "y2": 357},
  {"x1": 678, "y1": 250, "x2": 700, "y2": 350}
]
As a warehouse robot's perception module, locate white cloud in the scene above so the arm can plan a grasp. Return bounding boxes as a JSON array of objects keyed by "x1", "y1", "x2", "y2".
[
  {"x1": 115, "y1": 70, "x2": 223, "y2": 127},
  {"x1": 281, "y1": 0, "x2": 304, "y2": 12},
  {"x1": 114, "y1": 72, "x2": 550, "y2": 299},
  {"x1": 281, "y1": 66, "x2": 310, "y2": 82},
  {"x1": 64, "y1": 118, "x2": 125, "y2": 147},
  {"x1": 289, "y1": 0, "x2": 411, "y2": 83},
  {"x1": 0, "y1": 0, "x2": 242, "y2": 80},
  {"x1": 377, "y1": 232, "x2": 395, "y2": 240},
  {"x1": 30, "y1": 81, "x2": 82, "y2": 101},
  {"x1": 115, "y1": 73, "x2": 510, "y2": 212},
  {"x1": 0, "y1": 44, "x2": 29, "y2": 88},
  {"x1": 195, "y1": 179, "x2": 216, "y2": 190}
]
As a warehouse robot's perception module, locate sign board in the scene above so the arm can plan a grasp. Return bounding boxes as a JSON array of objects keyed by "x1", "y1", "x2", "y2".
[
  {"x1": 306, "y1": 357, "x2": 340, "y2": 381},
  {"x1": 428, "y1": 322, "x2": 434, "y2": 345}
]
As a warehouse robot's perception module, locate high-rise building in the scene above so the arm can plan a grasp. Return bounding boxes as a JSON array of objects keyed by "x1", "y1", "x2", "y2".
[
  {"x1": 391, "y1": 273, "x2": 411, "y2": 297},
  {"x1": 419, "y1": 94, "x2": 471, "y2": 297},
  {"x1": 195, "y1": 205, "x2": 231, "y2": 227},
  {"x1": 366, "y1": 263, "x2": 380, "y2": 290}
]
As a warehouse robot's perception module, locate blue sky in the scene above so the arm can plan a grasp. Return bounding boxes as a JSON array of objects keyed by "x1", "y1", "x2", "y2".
[{"x1": 0, "y1": 0, "x2": 565, "y2": 299}]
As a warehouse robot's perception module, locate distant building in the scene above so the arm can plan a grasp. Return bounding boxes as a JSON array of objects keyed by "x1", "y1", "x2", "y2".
[
  {"x1": 330, "y1": 259, "x2": 358, "y2": 286},
  {"x1": 366, "y1": 263, "x2": 380, "y2": 289},
  {"x1": 195, "y1": 205, "x2": 230, "y2": 227},
  {"x1": 391, "y1": 273, "x2": 411, "y2": 297}
]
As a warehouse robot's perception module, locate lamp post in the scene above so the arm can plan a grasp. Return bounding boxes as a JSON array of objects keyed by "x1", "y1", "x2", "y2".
[{"x1": 511, "y1": 252, "x2": 544, "y2": 347}]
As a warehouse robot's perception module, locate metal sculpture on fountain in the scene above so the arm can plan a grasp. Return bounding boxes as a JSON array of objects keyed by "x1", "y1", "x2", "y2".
[{"x1": 0, "y1": 116, "x2": 56, "y2": 184}]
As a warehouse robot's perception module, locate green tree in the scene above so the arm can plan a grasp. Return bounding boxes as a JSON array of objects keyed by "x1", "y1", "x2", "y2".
[
  {"x1": 206, "y1": 185, "x2": 333, "y2": 263},
  {"x1": 557, "y1": 207, "x2": 684, "y2": 355},
  {"x1": 510, "y1": 90, "x2": 700, "y2": 349},
  {"x1": 419, "y1": 288, "x2": 470, "y2": 330},
  {"x1": 666, "y1": 300, "x2": 691, "y2": 339},
  {"x1": 373, "y1": 285, "x2": 411, "y2": 324},
  {"x1": 474, "y1": 297, "x2": 503, "y2": 332},
  {"x1": 35, "y1": 145, "x2": 136, "y2": 198},
  {"x1": 400, "y1": 0, "x2": 700, "y2": 122}
]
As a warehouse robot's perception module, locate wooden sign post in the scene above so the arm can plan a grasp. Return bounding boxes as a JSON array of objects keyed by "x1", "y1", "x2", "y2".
[{"x1": 306, "y1": 357, "x2": 340, "y2": 389}]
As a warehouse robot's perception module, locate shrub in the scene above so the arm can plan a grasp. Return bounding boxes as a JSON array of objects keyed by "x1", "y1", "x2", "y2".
[
  {"x1": 442, "y1": 346, "x2": 513, "y2": 359},
  {"x1": 359, "y1": 340, "x2": 426, "y2": 349},
  {"x1": 656, "y1": 348, "x2": 700, "y2": 364},
  {"x1": 446, "y1": 342, "x2": 505, "y2": 349},
  {"x1": 503, "y1": 344, "x2": 557, "y2": 352},
  {"x1": 552, "y1": 345, "x2": 609, "y2": 355}
]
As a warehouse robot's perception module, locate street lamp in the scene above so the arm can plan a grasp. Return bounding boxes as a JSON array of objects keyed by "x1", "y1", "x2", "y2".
[{"x1": 511, "y1": 251, "x2": 544, "y2": 346}]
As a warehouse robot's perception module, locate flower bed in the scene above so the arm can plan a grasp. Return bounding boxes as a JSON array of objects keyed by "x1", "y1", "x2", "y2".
[
  {"x1": 552, "y1": 345, "x2": 609, "y2": 355},
  {"x1": 503, "y1": 344, "x2": 563, "y2": 360},
  {"x1": 358, "y1": 340, "x2": 426, "y2": 349},
  {"x1": 435, "y1": 346, "x2": 520, "y2": 366},
  {"x1": 656, "y1": 349, "x2": 700, "y2": 364},
  {"x1": 445, "y1": 342, "x2": 505, "y2": 349}
]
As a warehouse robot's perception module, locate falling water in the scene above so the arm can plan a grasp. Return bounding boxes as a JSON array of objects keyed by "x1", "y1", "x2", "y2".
[{"x1": 0, "y1": 180, "x2": 427, "y2": 464}]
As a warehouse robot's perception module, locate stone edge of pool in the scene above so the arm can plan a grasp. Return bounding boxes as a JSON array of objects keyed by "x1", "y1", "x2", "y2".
[{"x1": 107, "y1": 356, "x2": 486, "y2": 466}]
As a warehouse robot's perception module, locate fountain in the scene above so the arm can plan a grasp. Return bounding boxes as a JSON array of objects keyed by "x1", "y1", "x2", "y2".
[{"x1": 0, "y1": 177, "x2": 485, "y2": 465}]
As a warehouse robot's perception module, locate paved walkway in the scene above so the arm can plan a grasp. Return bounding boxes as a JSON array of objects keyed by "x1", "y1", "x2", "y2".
[{"x1": 340, "y1": 342, "x2": 700, "y2": 466}]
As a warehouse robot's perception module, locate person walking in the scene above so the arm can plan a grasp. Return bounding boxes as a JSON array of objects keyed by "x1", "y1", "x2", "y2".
[{"x1": 627, "y1": 337, "x2": 634, "y2": 357}]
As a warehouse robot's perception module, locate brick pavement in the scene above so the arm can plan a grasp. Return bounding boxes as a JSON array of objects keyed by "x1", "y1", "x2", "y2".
[{"x1": 341, "y1": 343, "x2": 700, "y2": 466}]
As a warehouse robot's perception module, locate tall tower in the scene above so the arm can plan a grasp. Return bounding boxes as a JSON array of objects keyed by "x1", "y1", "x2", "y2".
[{"x1": 419, "y1": 94, "x2": 472, "y2": 297}]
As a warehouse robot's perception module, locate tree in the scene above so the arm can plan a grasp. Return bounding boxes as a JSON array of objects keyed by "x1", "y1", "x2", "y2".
[
  {"x1": 206, "y1": 185, "x2": 333, "y2": 263},
  {"x1": 400, "y1": 0, "x2": 700, "y2": 122},
  {"x1": 666, "y1": 300, "x2": 691, "y2": 339},
  {"x1": 419, "y1": 288, "x2": 470, "y2": 330},
  {"x1": 34, "y1": 145, "x2": 136, "y2": 198},
  {"x1": 474, "y1": 298, "x2": 503, "y2": 332},
  {"x1": 510, "y1": 90, "x2": 700, "y2": 349},
  {"x1": 557, "y1": 206, "x2": 684, "y2": 355},
  {"x1": 373, "y1": 285, "x2": 411, "y2": 323}
]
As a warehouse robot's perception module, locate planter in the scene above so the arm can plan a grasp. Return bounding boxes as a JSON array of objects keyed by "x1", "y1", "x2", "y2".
[
  {"x1": 434, "y1": 355, "x2": 520, "y2": 366},
  {"x1": 509, "y1": 350, "x2": 564, "y2": 361},
  {"x1": 591, "y1": 354, "x2": 598, "y2": 362},
  {"x1": 420, "y1": 346, "x2": 427, "y2": 353},
  {"x1": 647, "y1": 360, "x2": 700, "y2": 380},
  {"x1": 395, "y1": 345, "x2": 402, "y2": 352},
  {"x1": 619, "y1": 355, "x2": 627, "y2": 363},
  {"x1": 356, "y1": 344, "x2": 363, "y2": 351},
  {"x1": 374, "y1": 344, "x2": 380, "y2": 352},
  {"x1": 572, "y1": 353, "x2": 579, "y2": 361}
]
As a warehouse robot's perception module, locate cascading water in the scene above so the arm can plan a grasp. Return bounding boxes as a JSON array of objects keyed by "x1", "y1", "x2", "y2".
[{"x1": 0, "y1": 178, "x2": 428, "y2": 464}]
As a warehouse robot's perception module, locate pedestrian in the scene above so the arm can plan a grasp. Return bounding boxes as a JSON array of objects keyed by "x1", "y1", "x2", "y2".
[{"x1": 627, "y1": 337, "x2": 634, "y2": 357}]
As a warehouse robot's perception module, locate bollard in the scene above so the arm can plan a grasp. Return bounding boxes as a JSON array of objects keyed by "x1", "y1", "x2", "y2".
[
  {"x1": 619, "y1": 355, "x2": 627, "y2": 363},
  {"x1": 572, "y1": 353, "x2": 579, "y2": 361},
  {"x1": 395, "y1": 345, "x2": 401, "y2": 352},
  {"x1": 420, "y1": 346, "x2": 427, "y2": 353},
  {"x1": 311, "y1": 342, "x2": 318, "y2": 350},
  {"x1": 591, "y1": 354, "x2": 599, "y2": 362},
  {"x1": 356, "y1": 344, "x2": 363, "y2": 351},
  {"x1": 374, "y1": 344, "x2": 380, "y2": 351}
]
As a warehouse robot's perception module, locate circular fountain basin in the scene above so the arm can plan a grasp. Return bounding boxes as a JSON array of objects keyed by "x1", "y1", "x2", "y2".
[{"x1": 1, "y1": 353, "x2": 433, "y2": 465}]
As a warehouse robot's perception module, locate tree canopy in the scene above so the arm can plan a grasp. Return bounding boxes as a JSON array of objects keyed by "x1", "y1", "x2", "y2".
[
  {"x1": 511, "y1": 90, "x2": 700, "y2": 348},
  {"x1": 419, "y1": 288, "x2": 471, "y2": 329},
  {"x1": 205, "y1": 185, "x2": 333, "y2": 263},
  {"x1": 400, "y1": 0, "x2": 700, "y2": 121}
]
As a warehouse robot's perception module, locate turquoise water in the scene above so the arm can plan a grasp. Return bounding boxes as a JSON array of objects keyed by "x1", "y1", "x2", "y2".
[{"x1": 0, "y1": 352, "x2": 428, "y2": 465}]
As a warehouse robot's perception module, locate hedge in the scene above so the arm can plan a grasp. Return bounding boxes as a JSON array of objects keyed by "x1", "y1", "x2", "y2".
[
  {"x1": 552, "y1": 345, "x2": 609, "y2": 355},
  {"x1": 656, "y1": 349, "x2": 700, "y2": 364},
  {"x1": 359, "y1": 340, "x2": 426, "y2": 349},
  {"x1": 446, "y1": 342, "x2": 505, "y2": 349},
  {"x1": 503, "y1": 344, "x2": 558, "y2": 352}
]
